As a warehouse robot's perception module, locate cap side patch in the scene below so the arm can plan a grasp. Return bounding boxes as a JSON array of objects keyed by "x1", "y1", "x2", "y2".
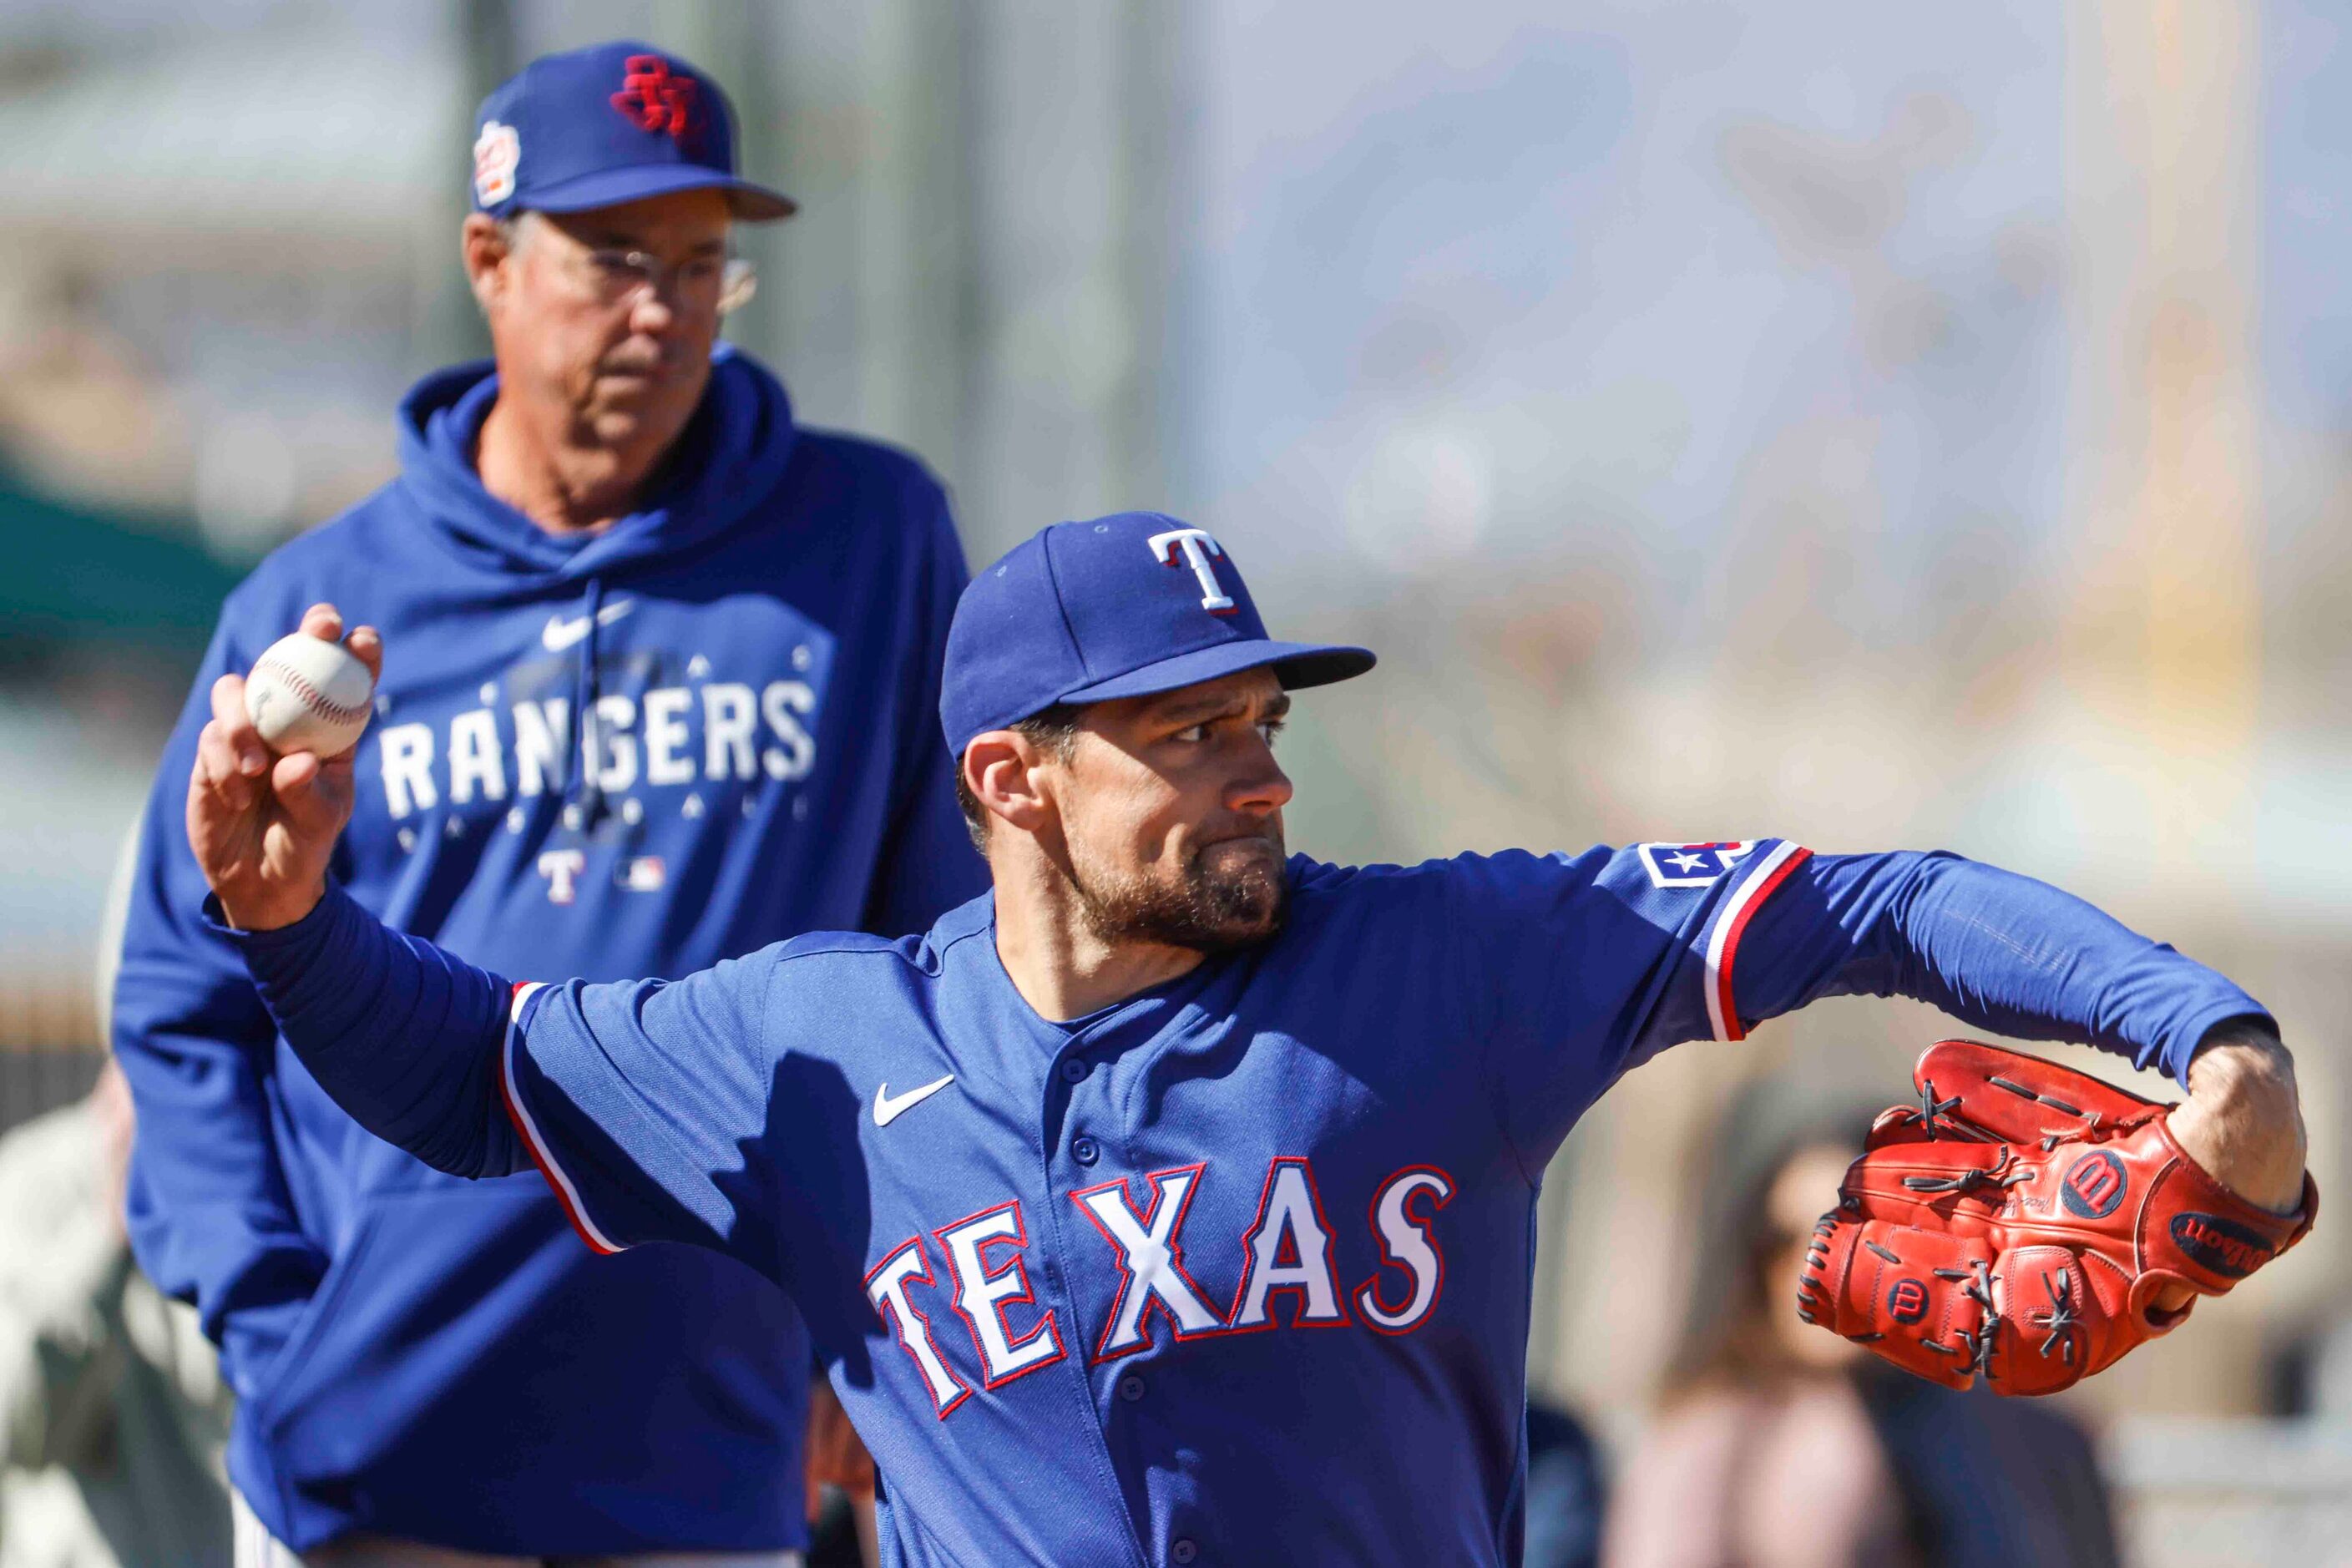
[{"x1": 473, "y1": 120, "x2": 520, "y2": 206}]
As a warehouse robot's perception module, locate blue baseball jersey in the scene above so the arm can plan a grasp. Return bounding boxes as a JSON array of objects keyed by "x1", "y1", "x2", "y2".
[
  {"x1": 399, "y1": 838, "x2": 2243, "y2": 1565},
  {"x1": 226, "y1": 835, "x2": 2263, "y2": 1563}
]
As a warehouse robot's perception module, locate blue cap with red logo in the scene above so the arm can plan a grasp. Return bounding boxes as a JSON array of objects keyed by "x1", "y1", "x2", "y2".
[
  {"x1": 941, "y1": 513, "x2": 1376, "y2": 756},
  {"x1": 470, "y1": 40, "x2": 794, "y2": 221}
]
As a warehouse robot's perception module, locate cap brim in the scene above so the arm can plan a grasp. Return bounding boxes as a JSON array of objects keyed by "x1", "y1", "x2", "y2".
[
  {"x1": 518, "y1": 164, "x2": 797, "y2": 221},
  {"x1": 1057, "y1": 639, "x2": 1376, "y2": 708}
]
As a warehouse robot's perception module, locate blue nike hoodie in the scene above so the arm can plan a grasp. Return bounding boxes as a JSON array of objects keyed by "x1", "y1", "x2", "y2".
[{"x1": 113, "y1": 349, "x2": 985, "y2": 1553}]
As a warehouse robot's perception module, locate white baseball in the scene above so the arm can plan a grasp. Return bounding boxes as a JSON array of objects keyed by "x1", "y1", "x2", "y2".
[{"x1": 244, "y1": 632, "x2": 377, "y2": 756}]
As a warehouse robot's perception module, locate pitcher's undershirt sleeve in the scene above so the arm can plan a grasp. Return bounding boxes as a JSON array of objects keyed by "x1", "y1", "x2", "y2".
[
  {"x1": 215, "y1": 883, "x2": 793, "y2": 1266},
  {"x1": 206, "y1": 883, "x2": 524, "y2": 1179},
  {"x1": 1730, "y1": 851, "x2": 2270, "y2": 1086},
  {"x1": 1463, "y1": 842, "x2": 2269, "y2": 1171}
]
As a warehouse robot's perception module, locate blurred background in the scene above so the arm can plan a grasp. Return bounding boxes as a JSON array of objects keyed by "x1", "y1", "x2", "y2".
[{"x1": 0, "y1": 0, "x2": 2344, "y2": 1563}]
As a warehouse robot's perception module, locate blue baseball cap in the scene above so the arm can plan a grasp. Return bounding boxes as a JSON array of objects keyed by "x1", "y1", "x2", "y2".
[
  {"x1": 470, "y1": 41, "x2": 795, "y2": 221},
  {"x1": 942, "y1": 512, "x2": 1376, "y2": 756}
]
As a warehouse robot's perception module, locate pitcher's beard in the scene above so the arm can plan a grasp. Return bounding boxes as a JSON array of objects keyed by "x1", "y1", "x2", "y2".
[{"x1": 1073, "y1": 830, "x2": 1289, "y2": 954}]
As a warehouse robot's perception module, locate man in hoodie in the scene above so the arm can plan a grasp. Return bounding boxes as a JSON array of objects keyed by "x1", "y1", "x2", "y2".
[{"x1": 112, "y1": 41, "x2": 982, "y2": 1565}]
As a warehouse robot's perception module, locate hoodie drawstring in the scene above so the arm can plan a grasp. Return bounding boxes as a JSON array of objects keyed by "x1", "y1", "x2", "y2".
[{"x1": 569, "y1": 576, "x2": 606, "y2": 823}]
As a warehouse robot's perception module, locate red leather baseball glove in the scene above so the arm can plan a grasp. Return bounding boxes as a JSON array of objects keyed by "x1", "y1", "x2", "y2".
[{"x1": 1799, "y1": 1040, "x2": 2317, "y2": 1395}]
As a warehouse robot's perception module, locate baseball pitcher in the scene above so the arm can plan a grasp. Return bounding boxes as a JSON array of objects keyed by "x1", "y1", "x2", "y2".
[{"x1": 180, "y1": 513, "x2": 2311, "y2": 1566}]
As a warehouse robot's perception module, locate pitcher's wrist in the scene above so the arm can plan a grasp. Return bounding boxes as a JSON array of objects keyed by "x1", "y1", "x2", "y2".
[{"x1": 217, "y1": 879, "x2": 327, "y2": 933}]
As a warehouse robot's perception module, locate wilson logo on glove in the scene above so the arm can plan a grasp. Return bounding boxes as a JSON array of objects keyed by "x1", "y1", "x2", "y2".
[
  {"x1": 1796, "y1": 1040, "x2": 2317, "y2": 1396},
  {"x1": 2169, "y1": 1211, "x2": 2272, "y2": 1278},
  {"x1": 2061, "y1": 1151, "x2": 2128, "y2": 1219}
]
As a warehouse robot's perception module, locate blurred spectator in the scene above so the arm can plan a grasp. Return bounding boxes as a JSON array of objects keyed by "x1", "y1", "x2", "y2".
[
  {"x1": 0, "y1": 1060, "x2": 232, "y2": 1567},
  {"x1": 2271, "y1": 1308, "x2": 2352, "y2": 1418},
  {"x1": 802, "y1": 1380, "x2": 878, "y2": 1568},
  {"x1": 1524, "y1": 1398, "x2": 1607, "y2": 1568},
  {"x1": 1603, "y1": 1080, "x2": 2119, "y2": 1568}
]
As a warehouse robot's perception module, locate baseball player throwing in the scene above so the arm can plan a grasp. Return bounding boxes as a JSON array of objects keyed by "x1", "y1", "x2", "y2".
[{"x1": 184, "y1": 513, "x2": 2311, "y2": 1566}]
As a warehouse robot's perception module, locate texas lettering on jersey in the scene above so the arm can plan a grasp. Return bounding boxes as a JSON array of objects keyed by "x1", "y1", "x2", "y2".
[{"x1": 864, "y1": 1156, "x2": 1454, "y2": 1416}]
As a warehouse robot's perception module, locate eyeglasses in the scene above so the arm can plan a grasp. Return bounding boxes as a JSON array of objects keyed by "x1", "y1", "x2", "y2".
[{"x1": 564, "y1": 246, "x2": 758, "y2": 316}]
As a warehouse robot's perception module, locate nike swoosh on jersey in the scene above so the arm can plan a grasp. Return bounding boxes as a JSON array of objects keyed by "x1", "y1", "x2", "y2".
[
  {"x1": 873, "y1": 1074, "x2": 957, "y2": 1127},
  {"x1": 542, "y1": 599, "x2": 635, "y2": 652}
]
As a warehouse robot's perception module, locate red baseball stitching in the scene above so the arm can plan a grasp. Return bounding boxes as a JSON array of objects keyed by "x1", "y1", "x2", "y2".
[{"x1": 257, "y1": 655, "x2": 367, "y2": 723}]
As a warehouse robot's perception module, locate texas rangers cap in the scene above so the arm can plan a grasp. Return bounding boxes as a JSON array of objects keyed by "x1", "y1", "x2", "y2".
[
  {"x1": 942, "y1": 512, "x2": 1376, "y2": 756},
  {"x1": 469, "y1": 40, "x2": 795, "y2": 221}
]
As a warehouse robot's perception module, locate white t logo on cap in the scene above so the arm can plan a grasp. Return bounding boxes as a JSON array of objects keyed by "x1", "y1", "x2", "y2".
[{"x1": 1148, "y1": 528, "x2": 1237, "y2": 616}]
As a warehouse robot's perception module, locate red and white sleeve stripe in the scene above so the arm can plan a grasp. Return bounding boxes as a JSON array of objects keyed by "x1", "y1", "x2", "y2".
[
  {"x1": 498, "y1": 981, "x2": 625, "y2": 1256},
  {"x1": 1700, "y1": 842, "x2": 1813, "y2": 1043}
]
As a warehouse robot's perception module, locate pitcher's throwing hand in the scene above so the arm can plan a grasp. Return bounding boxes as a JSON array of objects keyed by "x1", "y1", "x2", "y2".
[{"x1": 189, "y1": 603, "x2": 378, "y2": 933}]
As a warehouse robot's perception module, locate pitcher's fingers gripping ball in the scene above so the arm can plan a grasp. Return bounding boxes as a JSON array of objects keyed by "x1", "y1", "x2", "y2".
[
  {"x1": 244, "y1": 617, "x2": 378, "y2": 756},
  {"x1": 1801, "y1": 1040, "x2": 2318, "y2": 1394}
]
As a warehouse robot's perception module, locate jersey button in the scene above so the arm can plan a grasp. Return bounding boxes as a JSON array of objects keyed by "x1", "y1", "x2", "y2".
[
  {"x1": 1171, "y1": 1540, "x2": 1198, "y2": 1564},
  {"x1": 1071, "y1": 1134, "x2": 1101, "y2": 1166},
  {"x1": 1118, "y1": 1374, "x2": 1146, "y2": 1402},
  {"x1": 1059, "y1": 1058, "x2": 1089, "y2": 1085}
]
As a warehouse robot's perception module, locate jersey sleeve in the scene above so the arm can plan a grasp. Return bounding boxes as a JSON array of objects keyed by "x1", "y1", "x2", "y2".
[
  {"x1": 500, "y1": 957, "x2": 791, "y2": 1276},
  {"x1": 1453, "y1": 840, "x2": 2272, "y2": 1171},
  {"x1": 224, "y1": 883, "x2": 800, "y2": 1287},
  {"x1": 1449, "y1": 839, "x2": 1812, "y2": 1167},
  {"x1": 1727, "y1": 850, "x2": 2269, "y2": 1083}
]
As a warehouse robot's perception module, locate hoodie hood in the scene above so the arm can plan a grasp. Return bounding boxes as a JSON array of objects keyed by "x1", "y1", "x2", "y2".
[{"x1": 392, "y1": 344, "x2": 800, "y2": 584}]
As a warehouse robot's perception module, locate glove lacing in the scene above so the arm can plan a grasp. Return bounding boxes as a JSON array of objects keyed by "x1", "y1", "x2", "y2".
[
  {"x1": 1901, "y1": 1146, "x2": 2033, "y2": 1196},
  {"x1": 1985, "y1": 1071, "x2": 2164, "y2": 1151},
  {"x1": 2025, "y1": 1268, "x2": 2081, "y2": 1365},
  {"x1": 1913, "y1": 1079, "x2": 1966, "y2": 1138},
  {"x1": 1924, "y1": 1257, "x2": 2003, "y2": 1375}
]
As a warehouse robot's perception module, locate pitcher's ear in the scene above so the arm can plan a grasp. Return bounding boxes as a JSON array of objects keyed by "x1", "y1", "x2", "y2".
[{"x1": 964, "y1": 731, "x2": 1057, "y2": 838}]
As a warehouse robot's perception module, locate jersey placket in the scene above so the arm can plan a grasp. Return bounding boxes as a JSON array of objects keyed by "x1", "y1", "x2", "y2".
[
  {"x1": 1019, "y1": 1004, "x2": 1178, "y2": 1565},
  {"x1": 966, "y1": 926, "x2": 1225, "y2": 1565},
  {"x1": 1039, "y1": 996, "x2": 1228, "y2": 1568}
]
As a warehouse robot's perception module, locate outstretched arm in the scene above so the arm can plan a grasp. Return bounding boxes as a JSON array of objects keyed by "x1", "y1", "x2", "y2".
[
  {"x1": 189, "y1": 606, "x2": 796, "y2": 1265},
  {"x1": 1738, "y1": 852, "x2": 2306, "y2": 1214},
  {"x1": 185, "y1": 603, "x2": 520, "y2": 1178},
  {"x1": 217, "y1": 882, "x2": 523, "y2": 1180}
]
